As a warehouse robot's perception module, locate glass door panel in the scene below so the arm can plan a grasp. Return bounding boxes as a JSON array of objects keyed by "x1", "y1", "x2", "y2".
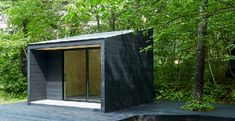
[
  {"x1": 88, "y1": 48, "x2": 101, "y2": 102},
  {"x1": 63, "y1": 48, "x2": 101, "y2": 103},
  {"x1": 64, "y1": 50, "x2": 86, "y2": 101}
]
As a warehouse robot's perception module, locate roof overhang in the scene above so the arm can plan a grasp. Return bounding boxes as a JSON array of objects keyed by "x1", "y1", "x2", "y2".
[
  {"x1": 29, "y1": 30, "x2": 133, "y2": 45},
  {"x1": 34, "y1": 44, "x2": 101, "y2": 51}
]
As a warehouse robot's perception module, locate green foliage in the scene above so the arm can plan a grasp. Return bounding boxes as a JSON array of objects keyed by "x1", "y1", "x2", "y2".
[
  {"x1": 6, "y1": 0, "x2": 65, "y2": 42},
  {"x1": 0, "y1": 0, "x2": 235, "y2": 102},
  {"x1": 155, "y1": 80, "x2": 192, "y2": 101},
  {"x1": 155, "y1": 80, "x2": 234, "y2": 104},
  {"x1": 151, "y1": 0, "x2": 235, "y2": 104},
  {"x1": 181, "y1": 100, "x2": 216, "y2": 112},
  {"x1": 232, "y1": 90, "x2": 235, "y2": 100},
  {"x1": 0, "y1": 32, "x2": 26, "y2": 97},
  {"x1": 0, "y1": 91, "x2": 25, "y2": 105},
  {"x1": 203, "y1": 82, "x2": 226, "y2": 102}
]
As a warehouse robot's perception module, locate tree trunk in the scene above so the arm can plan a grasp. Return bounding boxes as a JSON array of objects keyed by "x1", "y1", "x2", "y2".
[
  {"x1": 22, "y1": 18, "x2": 28, "y2": 35},
  {"x1": 20, "y1": 48, "x2": 27, "y2": 76},
  {"x1": 109, "y1": 11, "x2": 116, "y2": 31},
  {"x1": 96, "y1": 14, "x2": 101, "y2": 31},
  {"x1": 20, "y1": 18, "x2": 28, "y2": 76},
  {"x1": 193, "y1": 0, "x2": 208, "y2": 101}
]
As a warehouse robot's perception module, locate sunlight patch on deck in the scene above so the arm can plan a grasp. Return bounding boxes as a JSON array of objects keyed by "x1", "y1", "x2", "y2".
[{"x1": 31, "y1": 100, "x2": 101, "y2": 109}]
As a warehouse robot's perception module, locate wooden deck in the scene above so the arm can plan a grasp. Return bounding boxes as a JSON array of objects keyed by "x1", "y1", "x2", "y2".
[{"x1": 0, "y1": 101, "x2": 234, "y2": 121}]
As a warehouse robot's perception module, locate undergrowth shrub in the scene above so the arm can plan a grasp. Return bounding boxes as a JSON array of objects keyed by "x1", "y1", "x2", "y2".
[
  {"x1": 155, "y1": 79, "x2": 234, "y2": 104},
  {"x1": 155, "y1": 80, "x2": 192, "y2": 101},
  {"x1": 181, "y1": 99, "x2": 216, "y2": 112},
  {"x1": 0, "y1": 34, "x2": 27, "y2": 98}
]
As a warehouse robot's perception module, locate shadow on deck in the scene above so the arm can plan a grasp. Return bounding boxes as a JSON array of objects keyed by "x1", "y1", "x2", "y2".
[{"x1": 0, "y1": 101, "x2": 234, "y2": 121}]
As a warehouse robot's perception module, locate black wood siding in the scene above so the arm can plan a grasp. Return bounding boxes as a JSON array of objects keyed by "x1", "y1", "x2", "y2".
[
  {"x1": 29, "y1": 50, "x2": 63, "y2": 101},
  {"x1": 29, "y1": 50, "x2": 47, "y2": 101},
  {"x1": 28, "y1": 30, "x2": 153, "y2": 112},
  {"x1": 104, "y1": 30, "x2": 153, "y2": 112},
  {"x1": 46, "y1": 51, "x2": 63, "y2": 100}
]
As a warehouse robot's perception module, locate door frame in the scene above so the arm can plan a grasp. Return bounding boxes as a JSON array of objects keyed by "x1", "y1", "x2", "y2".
[{"x1": 62, "y1": 47, "x2": 101, "y2": 103}]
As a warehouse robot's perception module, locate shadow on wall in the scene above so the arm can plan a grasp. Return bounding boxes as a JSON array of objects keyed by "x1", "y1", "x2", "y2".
[
  {"x1": 32, "y1": 50, "x2": 48, "y2": 79},
  {"x1": 105, "y1": 30, "x2": 153, "y2": 111}
]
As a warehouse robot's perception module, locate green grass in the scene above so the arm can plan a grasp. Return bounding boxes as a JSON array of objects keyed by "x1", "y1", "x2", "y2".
[
  {"x1": 0, "y1": 91, "x2": 26, "y2": 105},
  {"x1": 0, "y1": 98, "x2": 26, "y2": 105}
]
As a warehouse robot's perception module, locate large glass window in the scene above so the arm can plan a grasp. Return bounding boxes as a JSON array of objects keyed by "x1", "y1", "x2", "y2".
[{"x1": 64, "y1": 48, "x2": 101, "y2": 102}]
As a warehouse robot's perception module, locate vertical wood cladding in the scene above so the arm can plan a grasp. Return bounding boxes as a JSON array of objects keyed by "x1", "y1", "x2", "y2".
[{"x1": 104, "y1": 30, "x2": 153, "y2": 112}]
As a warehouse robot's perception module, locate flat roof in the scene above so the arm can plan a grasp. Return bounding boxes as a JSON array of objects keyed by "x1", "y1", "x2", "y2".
[
  {"x1": 35, "y1": 44, "x2": 101, "y2": 50},
  {"x1": 29, "y1": 30, "x2": 133, "y2": 45}
]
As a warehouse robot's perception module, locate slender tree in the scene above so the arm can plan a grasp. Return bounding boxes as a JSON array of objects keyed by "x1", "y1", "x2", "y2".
[{"x1": 193, "y1": 0, "x2": 209, "y2": 101}]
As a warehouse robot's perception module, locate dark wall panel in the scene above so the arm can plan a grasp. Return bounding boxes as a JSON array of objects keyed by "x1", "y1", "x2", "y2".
[
  {"x1": 46, "y1": 51, "x2": 63, "y2": 100},
  {"x1": 29, "y1": 50, "x2": 47, "y2": 101},
  {"x1": 105, "y1": 30, "x2": 153, "y2": 112},
  {"x1": 29, "y1": 50, "x2": 63, "y2": 101}
]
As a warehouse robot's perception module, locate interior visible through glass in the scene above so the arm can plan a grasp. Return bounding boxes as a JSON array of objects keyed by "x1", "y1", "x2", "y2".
[
  {"x1": 64, "y1": 48, "x2": 101, "y2": 102},
  {"x1": 88, "y1": 48, "x2": 101, "y2": 102}
]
